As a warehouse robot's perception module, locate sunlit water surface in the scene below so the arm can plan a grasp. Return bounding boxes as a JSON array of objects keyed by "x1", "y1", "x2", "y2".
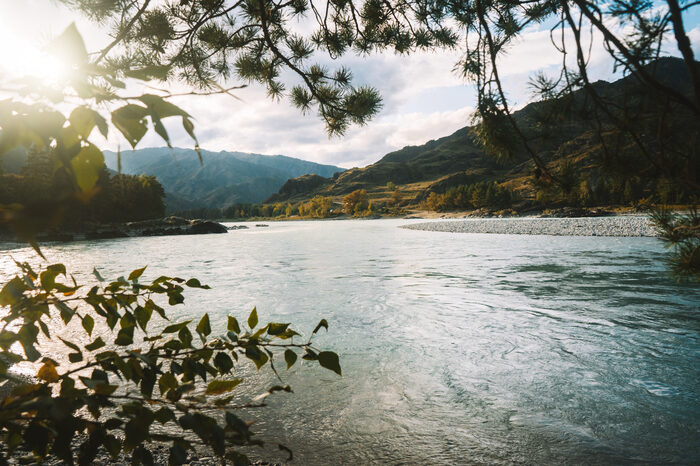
[{"x1": 1, "y1": 219, "x2": 698, "y2": 465}]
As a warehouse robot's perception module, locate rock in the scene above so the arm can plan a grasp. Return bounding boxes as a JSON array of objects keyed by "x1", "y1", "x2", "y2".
[
  {"x1": 227, "y1": 225, "x2": 249, "y2": 230},
  {"x1": 189, "y1": 220, "x2": 228, "y2": 234},
  {"x1": 119, "y1": 218, "x2": 228, "y2": 237}
]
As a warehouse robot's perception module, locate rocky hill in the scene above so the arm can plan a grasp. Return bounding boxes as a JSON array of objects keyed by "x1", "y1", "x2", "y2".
[{"x1": 266, "y1": 57, "x2": 698, "y2": 205}]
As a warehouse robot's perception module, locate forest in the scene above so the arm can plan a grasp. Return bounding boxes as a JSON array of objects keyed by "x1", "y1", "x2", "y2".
[{"x1": 0, "y1": 152, "x2": 165, "y2": 227}]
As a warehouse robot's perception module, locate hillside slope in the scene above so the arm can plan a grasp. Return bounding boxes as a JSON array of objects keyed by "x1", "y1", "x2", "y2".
[{"x1": 267, "y1": 57, "x2": 698, "y2": 205}]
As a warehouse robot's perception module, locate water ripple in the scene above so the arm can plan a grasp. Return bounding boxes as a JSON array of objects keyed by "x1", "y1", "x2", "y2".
[{"x1": 1, "y1": 219, "x2": 698, "y2": 464}]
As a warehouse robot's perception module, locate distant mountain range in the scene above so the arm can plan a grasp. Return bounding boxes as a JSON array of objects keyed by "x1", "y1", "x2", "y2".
[
  {"x1": 102, "y1": 148, "x2": 344, "y2": 211},
  {"x1": 267, "y1": 57, "x2": 697, "y2": 204}
]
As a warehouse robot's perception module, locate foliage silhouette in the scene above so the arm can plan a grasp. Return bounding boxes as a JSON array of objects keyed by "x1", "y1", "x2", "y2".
[{"x1": 0, "y1": 261, "x2": 340, "y2": 464}]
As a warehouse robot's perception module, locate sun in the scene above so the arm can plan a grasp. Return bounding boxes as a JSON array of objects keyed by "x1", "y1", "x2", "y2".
[{"x1": 0, "y1": 19, "x2": 70, "y2": 85}]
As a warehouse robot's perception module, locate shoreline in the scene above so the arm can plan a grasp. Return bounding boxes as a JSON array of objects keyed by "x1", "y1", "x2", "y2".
[
  {"x1": 401, "y1": 216, "x2": 659, "y2": 237},
  {"x1": 0, "y1": 217, "x2": 228, "y2": 246}
]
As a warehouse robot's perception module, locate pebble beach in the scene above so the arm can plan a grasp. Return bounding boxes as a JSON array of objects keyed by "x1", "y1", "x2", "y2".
[{"x1": 402, "y1": 215, "x2": 659, "y2": 237}]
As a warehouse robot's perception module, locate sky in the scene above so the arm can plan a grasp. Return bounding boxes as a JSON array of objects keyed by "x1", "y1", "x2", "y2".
[{"x1": 0, "y1": 0, "x2": 698, "y2": 169}]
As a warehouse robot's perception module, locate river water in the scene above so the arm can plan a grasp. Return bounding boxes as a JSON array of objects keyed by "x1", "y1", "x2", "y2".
[{"x1": 1, "y1": 219, "x2": 698, "y2": 464}]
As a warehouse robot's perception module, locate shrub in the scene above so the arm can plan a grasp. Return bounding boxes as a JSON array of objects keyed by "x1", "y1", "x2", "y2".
[{"x1": 343, "y1": 189, "x2": 368, "y2": 216}]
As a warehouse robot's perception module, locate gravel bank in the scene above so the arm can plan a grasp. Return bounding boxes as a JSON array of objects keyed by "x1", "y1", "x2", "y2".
[{"x1": 401, "y1": 216, "x2": 659, "y2": 237}]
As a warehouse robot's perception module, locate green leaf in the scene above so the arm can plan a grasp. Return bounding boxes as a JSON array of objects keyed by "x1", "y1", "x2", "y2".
[
  {"x1": 196, "y1": 313, "x2": 211, "y2": 338},
  {"x1": 284, "y1": 349, "x2": 297, "y2": 370},
  {"x1": 278, "y1": 328, "x2": 301, "y2": 340},
  {"x1": 85, "y1": 337, "x2": 106, "y2": 351},
  {"x1": 251, "y1": 324, "x2": 269, "y2": 340},
  {"x1": 312, "y1": 319, "x2": 329, "y2": 335},
  {"x1": 318, "y1": 351, "x2": 342, "y2": 376},
  {"x1": 69, "y1": 106, "x2": 107, "y2": 139},
  {"x1": 111, "y1": 104, "x2": 149, "y2": 148},
  {"x1": 71, "y1": 143, "x2": 104, "y2": 193},
  {"x1": 39, "y1": 263, "x2": 66, "y2": 291},
  {"x1": 227, "y1": 316, "x2": 240, "y2": 334},
  {"x1": 18, "y1": 324, "x2": 40, "y2": 361},
  {"x1": 158, "y1": 372, "x2": 178, "y2": 395},
  {"x1": 182, "y1": 116, "x2": 200, "y2": 155},
  {"x1": 138, "y1": 94, "x2": 191, "y2": 118},
  {"x1": 134, "y1": 305, "x2": 152, "y2": 331},
  {"x1": 169, "y1": 442, "x2": 189, "y2": 465},
  {"x1": 115, "y1": 327, "x2": 134, "y2": 346},
  {"x1": 178, "y1": 327, "x2": 193, "y2": 347},
  {"x1": 82, "y1": 314, "x2": 94, "y2": 336},
  {"x1": 150, "y1": 112, "x2": 171, "y2": 148},
  {"x1": 56, "y1": 301, "x2": 75, "y2": 324},
  {"x1": 145, "y1": 299, "x2": 166, "y2": 319},
  {"x1": 124, "y1": 419, "x2": 149, "y2": 450},
  {"x1": 154, "y1": 407, "x2": 176, "y2": 425},
  {"x1": 213, "y1": 352, "x2": 234, "y2": 374},
  {"x1": 162, "y1": 321, "x2": 191, "y2": 334},
  {"x1": 128, "y1": 266, "x2": 147, "y2": 281},
  {"x1": 205, "y1": 378, "x2": 243, "y2": 395},
  {"x1": 245, "y1": 346, "x2": 268, "y2": 370},
  {"x1": 0, "y1": 277, "x2": 28, "y2": 306},
  {"x1": 185, "y1": 278, "x2": 210, "y2": 289},
  {"x1": 248, "y1": 307, "x2": 258, "y2": 329},
  {"x1": 0, "y1": 332, "x2": 18, "y2": 351},
  {"x1": 268, "y1": 323, "x2": 290, "y2": 336},
  {"x1": 103, "y1": 435, "x2": 121, "y2": 458}
]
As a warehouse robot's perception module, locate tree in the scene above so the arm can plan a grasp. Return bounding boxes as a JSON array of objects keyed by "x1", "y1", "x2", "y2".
[
  {"x1": 389, "y1": 188, "x2": 402, "y2": 207},
  {"x1": 651, "y1": 208, "x2": 700, "y2": 281},
  {"x1": 343, "y1": 189, "x2": 368, "y2": 216},
  {"x1": 0, "y1": 22, "x2": 342, "y2": 464}
]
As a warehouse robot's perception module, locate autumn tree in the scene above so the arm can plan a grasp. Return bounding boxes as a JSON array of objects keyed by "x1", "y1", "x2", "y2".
[{"x1": 343, "y1": 189, "x2": 368, "y2": 216}]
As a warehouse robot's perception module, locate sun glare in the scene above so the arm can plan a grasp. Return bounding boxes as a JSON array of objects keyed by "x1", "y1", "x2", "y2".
[{"x1": 0, "y1": 19, "x2": 69, "y2": 85}]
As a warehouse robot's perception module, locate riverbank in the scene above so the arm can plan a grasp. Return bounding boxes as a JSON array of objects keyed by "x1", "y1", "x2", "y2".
[
  {"x1": 401, "y1": 215, "x2": 658, "y2": 237},
  {"x1": 0, "y1": 217, "x2": 228, "y2": 245}
]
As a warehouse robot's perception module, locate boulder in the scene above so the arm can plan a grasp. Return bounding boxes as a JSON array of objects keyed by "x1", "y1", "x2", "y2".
[{"x1": 189, "y1": 219, "x2": 228, "y2": 234}]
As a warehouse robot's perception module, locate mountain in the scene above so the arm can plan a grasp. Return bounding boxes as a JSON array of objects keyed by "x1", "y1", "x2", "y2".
[
  {"x1": 103, "y1": 148, "x2": 344, "y2": 210},
  {"x1": 267, "y1": 57, "x2": 698, "y2": 205}
]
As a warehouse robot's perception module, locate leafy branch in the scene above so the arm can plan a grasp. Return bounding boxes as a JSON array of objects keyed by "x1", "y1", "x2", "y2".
[{"x1": 0, "y1": 261, "x2": 341, "y2": 464}]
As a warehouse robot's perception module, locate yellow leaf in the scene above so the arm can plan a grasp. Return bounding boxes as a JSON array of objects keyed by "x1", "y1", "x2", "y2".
[{"x1": 37, "y1": 361, "x2": 59, "y2": 383}]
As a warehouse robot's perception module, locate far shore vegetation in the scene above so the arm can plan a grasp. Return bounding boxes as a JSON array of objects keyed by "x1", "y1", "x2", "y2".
[{"x1": 173, "y1": 174, "x2": 695, "y2": 222}]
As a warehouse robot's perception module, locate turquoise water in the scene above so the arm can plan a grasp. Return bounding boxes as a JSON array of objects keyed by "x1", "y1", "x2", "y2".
[{"x1": 1, "y1": 219, "x2": 699, "y2": 464}]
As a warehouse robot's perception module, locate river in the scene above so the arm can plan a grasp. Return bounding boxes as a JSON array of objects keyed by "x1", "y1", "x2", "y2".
[{"x1": 1, "y1": 219, "x2": 698, "y2": 464}]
